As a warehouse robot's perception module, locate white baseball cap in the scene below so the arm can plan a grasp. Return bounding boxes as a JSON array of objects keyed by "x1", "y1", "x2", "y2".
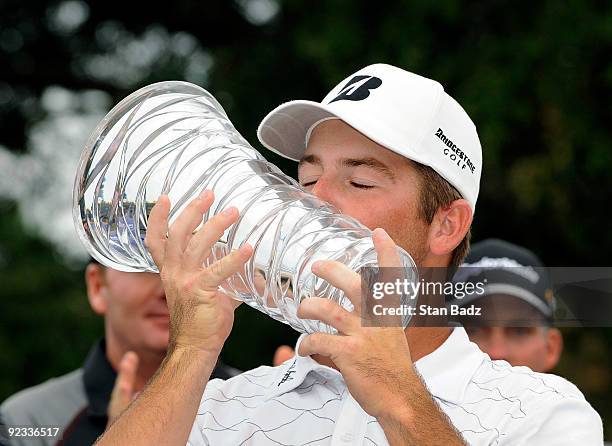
[{"x1": 257, "y1": 63, "x2": 482, "y2": 210}]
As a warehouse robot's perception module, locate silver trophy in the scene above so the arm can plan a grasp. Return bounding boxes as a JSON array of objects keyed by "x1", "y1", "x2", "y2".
[{"x1": 73, "y1": 81, "x2": 417, "y2": 333}]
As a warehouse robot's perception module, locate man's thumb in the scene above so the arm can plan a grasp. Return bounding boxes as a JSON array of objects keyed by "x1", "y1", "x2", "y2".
[
  {"x1": 117, "y1": 351, "x2": 139, "y2": 397},
  {"x1": 273, "y1": 345, "x2": 295, "y2": 366}
]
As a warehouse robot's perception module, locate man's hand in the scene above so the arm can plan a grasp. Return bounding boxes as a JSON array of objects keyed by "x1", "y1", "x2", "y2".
[
  {"x1": 107, "y1": 351, "x2": 139, "y2": 427},
  {"x1": 297, "y1": 228, "x2": 465, "y2": 445},
  {"x1": 96, "y1": 191, "x2": 253, "y2": 445},
  {"x1": 145, "y1": 189, "x2": 253, "y2": 355},
  {"x1": 297, "y1": 228, "x2": 413, "y2": 419}
]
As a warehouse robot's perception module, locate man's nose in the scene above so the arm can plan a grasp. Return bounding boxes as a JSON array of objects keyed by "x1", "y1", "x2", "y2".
[
  {"x1": 153, "y1": 277, "x2": 167, "y2": 301},
  {"x1": 486, "y1": 330, "x2": 511, "y2": 361},
  {"x1": 310, "y1": 177, "x2": 339, "y2": 209}
]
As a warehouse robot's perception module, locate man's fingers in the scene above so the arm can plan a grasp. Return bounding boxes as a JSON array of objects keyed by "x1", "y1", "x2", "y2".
[
  {"x1": 273, "y1": 345, "x2": 295, "y2": 366},
  {"x1": 297, "y1": 298, "x2": 358, "y2": 334},
  {"x1": 182, "y1": 206, "x2": 240, "y2": 271},
  {"x1": 115, "y1": 351, "x2": 139, "y2": 400},
  {"x1": 166, "y1": 190, "x2": 214, "y2": 264},
  {"x1": 311, "y1": 260, "x2": 362, "y2": 311},
  {"x1": 199, "y1": 244, "x2": 253, "y2": 292},
  {"x1": 372, "y1": 228, "x2": 402, "y2": 267},
  {"x1": 107, "y1": 351, "x2": 139, "y2": 426},
  {"x1": 298, "y1": 332, "x2": 340, "y2": 358},
  {"x1": 145, "y1": 195, "x2": 170, "y2": 267},
  {"x1": 371, "y1": 228, "x2": 407, "y2": 314}
]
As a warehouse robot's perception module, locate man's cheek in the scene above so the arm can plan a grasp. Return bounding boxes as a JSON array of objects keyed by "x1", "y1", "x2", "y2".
[
  {"x1": 340, "y1": 206, "x2": 376, "y2": 228},
  {"x1": 352, "y1": 206, "x2": 389, "y2": 229}
]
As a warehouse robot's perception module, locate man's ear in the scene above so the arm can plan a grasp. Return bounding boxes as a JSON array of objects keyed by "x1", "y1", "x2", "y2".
[
  {"x1": 544, "y1": 328, "x2": 563, "y2": 372},
  {"x1": 85, "y1": 263, "x2": 108, "y2": 315},
  {"x1": 427, "y1": 198, "x2": 473, "y2": 257}
]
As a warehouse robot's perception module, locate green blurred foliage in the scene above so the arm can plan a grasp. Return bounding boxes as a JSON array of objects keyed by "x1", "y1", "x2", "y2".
[
  {"x1": 0, "y1": 202, "x2": 102, "y2": 397},
  {"x1": 0, "y1": 0, "x2": 610, "y2": 438}
]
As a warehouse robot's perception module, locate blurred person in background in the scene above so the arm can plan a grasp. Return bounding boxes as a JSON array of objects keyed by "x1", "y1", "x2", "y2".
[
  {"x1": 450, "y1": 238, "x2": 563, "y2": 372},
  {"x1": 0, "y1": 259, "x2": 241, "y2": 446}
]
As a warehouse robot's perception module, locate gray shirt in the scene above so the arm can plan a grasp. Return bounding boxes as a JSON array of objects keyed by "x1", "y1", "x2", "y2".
[{"x1": 1, "y1": 369, "x2": 87, "y2": 446}]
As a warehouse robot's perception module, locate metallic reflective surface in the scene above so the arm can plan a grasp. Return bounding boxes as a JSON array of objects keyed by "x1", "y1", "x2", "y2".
[{"x1": 73, "y1": 81, "x2": 417, "y2": 333}]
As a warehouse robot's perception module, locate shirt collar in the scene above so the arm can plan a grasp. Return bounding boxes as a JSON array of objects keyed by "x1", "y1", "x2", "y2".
[
  {"x1": 266, "y1": 328, "x2": 484, "y2": 405},
  {"x1": 414, "y1": 327, "x2": 485, "y2": 405},
  {"x1": 265, "y1": 334, "x2": 344, "y2": 401},
  {"x1": 82, "y1": 338, "x2": 117, "y2": 417}
]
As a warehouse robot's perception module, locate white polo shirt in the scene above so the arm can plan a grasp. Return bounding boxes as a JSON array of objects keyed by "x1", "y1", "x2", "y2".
[{"x1": 187, "y1": 328, "x2": 603, "y2": 445}]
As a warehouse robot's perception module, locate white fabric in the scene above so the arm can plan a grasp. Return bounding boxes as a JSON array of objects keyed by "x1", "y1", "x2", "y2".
[
  {"x1": 187, "y1": 328, "x2": 603, "y2": 445},
  {"x1": 257, "y1": 64, "x2": 482, "y2": 210}
]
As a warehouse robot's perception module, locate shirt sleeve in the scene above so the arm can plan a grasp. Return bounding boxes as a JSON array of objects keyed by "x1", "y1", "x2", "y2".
[
  {"x1": 0, "y1": 405, "x2": 46, "y2": 446},
  {"x1": 185, "y1": 378, "x2": 225, "y2": 446},
  {"x1": 523, "y1": 397, "x2": 604, "y2": 446}
]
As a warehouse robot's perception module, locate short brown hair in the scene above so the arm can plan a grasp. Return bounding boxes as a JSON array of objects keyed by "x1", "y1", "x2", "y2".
[{"x1": 412, "y1": 162, "x2": 471, "y2": 268}]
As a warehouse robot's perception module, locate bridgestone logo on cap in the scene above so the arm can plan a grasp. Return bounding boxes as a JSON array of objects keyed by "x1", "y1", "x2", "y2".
[
  {"x1": 435, "y1": 128, "x2": 476, "y2": 173},
  {"x1": 329, "y1": 75, "x2": 382, "y2": 104}
]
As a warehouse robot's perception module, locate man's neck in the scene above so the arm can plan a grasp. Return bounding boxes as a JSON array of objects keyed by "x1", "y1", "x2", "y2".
[{"x1": 405, "y1": 326, "x2": 453, "y2": 361}]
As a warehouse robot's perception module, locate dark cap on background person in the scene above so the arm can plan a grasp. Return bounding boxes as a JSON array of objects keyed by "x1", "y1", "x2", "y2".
[{"x1": 451, "y1": 238, "x2": 555, "y2": 324}]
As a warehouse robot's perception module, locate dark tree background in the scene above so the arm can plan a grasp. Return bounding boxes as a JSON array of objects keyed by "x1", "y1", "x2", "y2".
[{"x1": 0, "y1": 0, "x2": 610, "y2": 438}]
